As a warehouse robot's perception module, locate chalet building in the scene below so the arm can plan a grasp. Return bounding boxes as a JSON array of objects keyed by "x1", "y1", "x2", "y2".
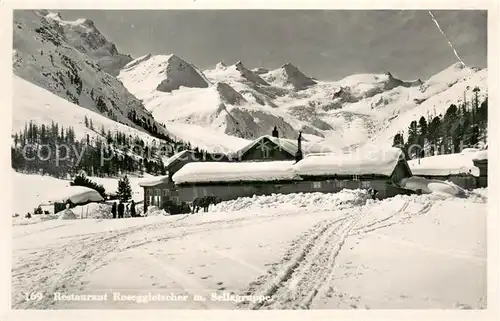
[
  {"x1": 229, "y1": 127, "x2": 332, "y2": 162},
  {"x1": 138, "y1": 127, "x2": 327, "y2": 209},
  {"x1": 172, "y1": 147, "x2": 414, "y2": 203},
  {"x1": 139, "y1": 149, "x2": 230, "y2": 211},
  {"x1": 407, "y1": 149, "x2": 488, "y2": 190}
]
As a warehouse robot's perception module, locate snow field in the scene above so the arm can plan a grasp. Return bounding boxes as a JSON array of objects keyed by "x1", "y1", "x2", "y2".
[{"x1": 11, "y1": 186, "x2": 486, "y2": 309}]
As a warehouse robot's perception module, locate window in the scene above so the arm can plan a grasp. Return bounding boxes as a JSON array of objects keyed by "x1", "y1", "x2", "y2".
[
  {"x1": 163, "y1": 189, "x2": 170, "y2": 196},
  {"x1": 361, "y1": 181, "x2": 371, "y2": 189},
  {"x1": 261, "y1": 148, "x2": 270, "y2": 159},
  {"x1": 313, "y1": 181, "x2": 322, "y2": 189},
  {"x1": 155, "y1": 189, "x2": 161, "y2": 196},
  {"x1": 335, "y1": 180, "x2": 345, "y2": 188}
]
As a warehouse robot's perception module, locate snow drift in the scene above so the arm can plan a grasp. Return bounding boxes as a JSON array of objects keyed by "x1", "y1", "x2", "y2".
[
  {"x1": 145, "y1": 206, "x2": 170, "y2": 216},
  {"x1": 209, "y1": 189, "x2": 371, "y2": 213},
  {"x1": 57, "y1": 208, "x2": 77, "y2": 220},
  {"x1": 399, "y1": 176, "x2": 466, "y2": 197}
]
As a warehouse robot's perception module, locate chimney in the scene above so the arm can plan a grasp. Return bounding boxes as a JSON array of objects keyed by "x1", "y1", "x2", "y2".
[
  {"x1": 272, "y1": 126, "x2": 279, "y2": 138},
  {"x1": 295, "y1": 132, "x2": 303, "y2": 162}
]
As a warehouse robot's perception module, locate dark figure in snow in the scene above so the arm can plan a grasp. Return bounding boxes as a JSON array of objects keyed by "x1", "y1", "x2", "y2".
[
  {"x1": 25, "y1": 212, "x2": 32, "y2": 219},
  {"x1": 111, "y1": 202, "x2": 117, "y2": 219},
  {"x1": 130, "y1": 200, "x2": 137, "y2": 217},
  {"x1": 368, "y1": 188, "x2": 379, "y2": 200},
  {"x1": 192, "y1": 196, "x2": 222, "y2": 213},
  {"x1": 118, "y1": 201, "x2": 125, "y2": 219}
]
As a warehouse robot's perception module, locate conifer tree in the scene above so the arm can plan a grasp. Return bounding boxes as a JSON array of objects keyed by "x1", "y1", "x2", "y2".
[{"x1": 117, "y1": 175, "x2": 132, "y2": 201}]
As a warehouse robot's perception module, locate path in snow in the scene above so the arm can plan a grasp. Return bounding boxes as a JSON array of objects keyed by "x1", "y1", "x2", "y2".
[
  {"x1": 12, "y1": 192, "x2": 486, "y2": 309},
  {"x1": 242, "y1": 197, "x2": 415, "y2": 309}
]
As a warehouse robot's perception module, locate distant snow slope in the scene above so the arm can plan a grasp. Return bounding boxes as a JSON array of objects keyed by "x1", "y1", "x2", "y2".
[
  {"x1": 12, "y1": 75, "x2": 249, "y2": 155},
  {"x1": 13, "y1": 75, "x2": 155, "y2": 143},
  {"x1": 120, "y1": 51, "x2": 486, "y2": 150}
]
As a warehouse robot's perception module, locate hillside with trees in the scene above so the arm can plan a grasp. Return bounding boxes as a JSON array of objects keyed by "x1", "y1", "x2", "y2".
[
  {"x1": 393, "y1": 87, "x2": 487, "y2": 158},
  {"x1": 10, "y1": 118, "x2": 212, "y2": 179}
]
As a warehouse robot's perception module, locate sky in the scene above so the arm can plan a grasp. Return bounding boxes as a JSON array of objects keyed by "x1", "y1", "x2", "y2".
[{"x1": 59, "y1": 10, "x2": 487, "y2": 81}]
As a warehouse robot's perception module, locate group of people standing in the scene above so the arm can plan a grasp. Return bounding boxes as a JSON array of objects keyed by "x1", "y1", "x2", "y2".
[{"x1": 111, "y1": 200, "x2": 138, "y2": 219}]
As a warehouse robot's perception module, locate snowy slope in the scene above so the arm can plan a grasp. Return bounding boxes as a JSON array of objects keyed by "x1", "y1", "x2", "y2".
[
  {"x1": 13, "y1": 10, "x2": 160, "y2": 134},
  {"x1": 373, "y1": 65, "x2": 488, "y2": 146},
  {"x1": 11, "y1": 189, "x2": 486, "y2": 309},
  {"x1": 120, "y1": 51, "x2": 486, "y2": 151},
  {"x1": 13, "y1": 73, "x2": 250, "y2": 155},
  {"x1": 12, "y1": 75, "x2": 158, "y2": 144}
]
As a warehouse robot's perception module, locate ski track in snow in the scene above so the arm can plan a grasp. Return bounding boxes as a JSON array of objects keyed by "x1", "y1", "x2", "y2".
[
  {"x1": 12, "y1": 191, "x2": 486, "y2": 309},
  {"x1": 241, "y1": 197, "x2": 434, "y2": 310},
  {"x1": 12, "y1": 208, "x2": 332, "y2": 309}
]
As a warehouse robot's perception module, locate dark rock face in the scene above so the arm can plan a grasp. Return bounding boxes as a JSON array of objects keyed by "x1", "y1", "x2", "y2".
[{"x1": 156, "y1": 55, "x2": 211, "y2": 93}]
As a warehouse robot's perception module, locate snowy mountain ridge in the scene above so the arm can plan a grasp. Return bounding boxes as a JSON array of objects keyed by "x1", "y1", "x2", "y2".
[
  {"x1": 12, "y1": 10, "x2": 168, "y2": 139},
  {"x1": 13, "y1": 10, "x2": 488, "y2": 154},
  {"x1": 120, "y1": 52, "x2": 487, "y2": 150}
]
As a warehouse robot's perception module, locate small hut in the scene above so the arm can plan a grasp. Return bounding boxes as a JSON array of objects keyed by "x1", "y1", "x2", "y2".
[{"x1": 407, "y1": 149, "x2": 488, "y2": 189}]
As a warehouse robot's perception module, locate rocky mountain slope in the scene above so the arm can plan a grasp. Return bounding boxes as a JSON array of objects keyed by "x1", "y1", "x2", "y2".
[
  {"x1": 13, "y1": 10, "x2": 164, "y2": 138},
  {"x1": 13, "y1": 10, "x2": 488, "y2": 153}
]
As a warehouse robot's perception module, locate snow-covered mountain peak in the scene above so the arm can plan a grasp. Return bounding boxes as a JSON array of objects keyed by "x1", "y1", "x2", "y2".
[
  {"x1": 40, "y1": 11, "x2": 132, "y2": 76},
  {"x1": 119, "y1": 53, "x2": 211, "y2": 94},
  {"x1": 216, "y1": 61, "x2": 227, "y2": 69},
  {"x1": 235, "y1": 61, "x2": 245, "y2": 70},
  {"x1": 263, "y1": 62, "x2": 317, "y2": 90}
]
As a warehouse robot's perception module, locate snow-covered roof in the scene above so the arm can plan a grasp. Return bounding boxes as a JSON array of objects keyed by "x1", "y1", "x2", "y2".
[
  {"x1": 294, "y1": 147, "x2": 404, "y2": 177},
  {"x1": 138, "y1": 175, "x2": 170, "y2": 187},
  {"x1": 407, "y1": 150, "x2": 487, "y2": 177},
  {"x1": 164, "y1": 150, "x2": 193, "y2": 168},
  {"x1": 49, "y1": 186, "x2": 104, "y2": 204},
  {"x1": 472, "y1": 150, "x2": 488, "y2": 161},
  {"x1": 173, "y1": 147, "x2": 407, "y2": 184},
  {"x1": 172, "y1": 161, "x2": 299, "y2": 184}
]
